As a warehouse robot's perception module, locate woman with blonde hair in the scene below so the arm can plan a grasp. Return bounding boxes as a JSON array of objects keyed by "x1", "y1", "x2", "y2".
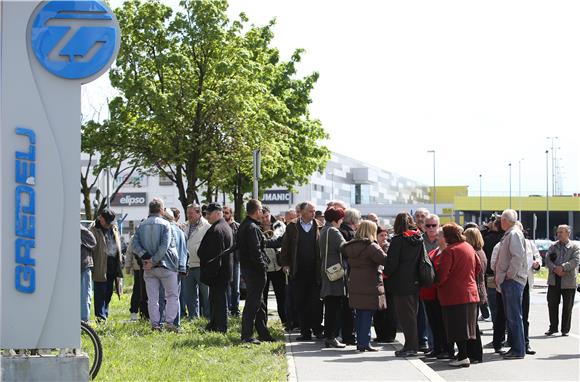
[{"x1": 341, "y1": 220, "x2": 387, "y2": 352}]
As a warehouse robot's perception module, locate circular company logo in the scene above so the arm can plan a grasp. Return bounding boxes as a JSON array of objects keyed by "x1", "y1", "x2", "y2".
[{"x1": 30, "y1": 0, "x2": 120, "y2": 81}]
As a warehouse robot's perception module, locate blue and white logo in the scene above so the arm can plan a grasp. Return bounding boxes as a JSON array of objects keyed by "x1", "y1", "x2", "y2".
[{"x1": 30, "y1": 1, "x2": 120, "y2": 80}]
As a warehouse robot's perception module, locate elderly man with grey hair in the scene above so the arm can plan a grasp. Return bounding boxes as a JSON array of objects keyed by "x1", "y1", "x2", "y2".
[
  {"x1": 415, "y1": 208, "x2": 430, "y2": 232},
  {"x1": 494, "y1": 209, "x2": 528, "y2": 359},
  {"x1": 544, "y1": 224, "x2": 579, "y2": 337},
  {"x1": 339, "y1": 208, "x2": 361, "y2": 242}
]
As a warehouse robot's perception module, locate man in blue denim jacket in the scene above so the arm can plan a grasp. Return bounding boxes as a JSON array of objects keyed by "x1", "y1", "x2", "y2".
[{"x1": 132, "y1": 197, "x2": 181, "y2": 331}]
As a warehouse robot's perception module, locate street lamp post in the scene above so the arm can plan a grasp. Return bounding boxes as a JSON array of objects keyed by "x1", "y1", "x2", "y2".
[
  {"x1": 479, "y1": 174, "x2": 482, "y2": 225},
  {"x1": 546, "y1": 150, "x2": 550, "y2": 239},
  {"x1": 518, "y1": 158, "x2": 523, "y2": 220},
  {"x1": 508, "y1": 163, "x2": 512, "y2": 209},
  {"x1": 427, "y1": 150, "x2": 436, "y2": 214}
]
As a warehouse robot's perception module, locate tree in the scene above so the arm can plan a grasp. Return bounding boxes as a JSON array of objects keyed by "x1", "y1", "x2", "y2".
[
  {"x1": 80, "y1": 99, "x2": 142, "y2": 220},
  {"x1": 110, "y1": 0, "x2": 329, "y2": 216}
]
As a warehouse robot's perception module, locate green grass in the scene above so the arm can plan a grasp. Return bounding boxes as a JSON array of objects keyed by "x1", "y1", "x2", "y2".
[{"x1": 91, "y1": 277, "x2": 287, "y2": 381}]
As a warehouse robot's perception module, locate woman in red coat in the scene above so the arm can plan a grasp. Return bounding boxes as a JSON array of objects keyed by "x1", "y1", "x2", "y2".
[
  {"x1": 420, "y1": 228, "x2": 455, "y2": 360},
  {"x1": 437, "y1": 223, "x2": 481, "y2": 368}
]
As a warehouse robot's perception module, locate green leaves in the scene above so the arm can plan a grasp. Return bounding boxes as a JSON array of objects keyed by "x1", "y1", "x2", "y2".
[{"x1": 105, "y1": 0, "x2": 329, "y2": 211}]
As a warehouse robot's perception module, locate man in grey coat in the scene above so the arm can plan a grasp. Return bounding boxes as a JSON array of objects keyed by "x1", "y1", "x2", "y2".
[
  {"x1": 494, "y1": 209, "x2": 528, "y2": 359},
  {"x1": 545, "y1": 225, "x2": 579, "y2": 336}
]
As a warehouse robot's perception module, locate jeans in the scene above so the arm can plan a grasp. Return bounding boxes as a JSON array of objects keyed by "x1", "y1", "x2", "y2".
[
  {"x1": 417, "y1": 299, "x2": 433, "y2": 348},
  {"x1": 144, "y1": 267, "x2": 179, "y2": 327},
  {"x1": 355, "y1": 309, "x2": 375, "y2": 348},
  {"x1": 160, "y1": 277, "x2": 181, "y2": 326},
  {"x1": 93, "y1": 278, "x2": 114, "y2": 321},
  {"x1": 180, "y1": 267, "x2": 210, "y2": 319},
  {"x1": 227, "y1": 258, "x2": 241, "y2": 315},
  {"x1": 501, "y1": 279, "x2": 525, "y2": 356},
  {"x1": 81, "y1": 268, "x2": 92, "y2": 322}
]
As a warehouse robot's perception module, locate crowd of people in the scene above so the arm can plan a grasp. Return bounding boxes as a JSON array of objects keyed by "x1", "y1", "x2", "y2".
[{"x1": 81, "y1": 198, "x2": 579, "y2": 367}]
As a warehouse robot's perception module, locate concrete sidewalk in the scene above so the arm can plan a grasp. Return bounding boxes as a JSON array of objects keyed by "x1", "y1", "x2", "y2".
[
  {"x1": 283, "y1": 286, "x2": 580, "y2": 382},
  {"x1": 285, "y1": 332, "x2": 443, "y2": 382}
]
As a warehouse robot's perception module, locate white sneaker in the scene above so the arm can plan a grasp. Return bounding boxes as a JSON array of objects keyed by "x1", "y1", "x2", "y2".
[
  {"x1": 129, "y1": 313, "x2": 139, "y2": 322},
  {"x1": 449, "y1": 358, "x2": 470, "y2": 368}
]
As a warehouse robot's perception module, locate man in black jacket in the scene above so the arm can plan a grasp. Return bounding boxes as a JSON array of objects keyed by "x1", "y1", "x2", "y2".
[
  {"x1": 198, "y1": 203, "x2": 233, "y2": 333},
  {"x1": 238, "y1": 199, "x2": 282, "y2": 344}
]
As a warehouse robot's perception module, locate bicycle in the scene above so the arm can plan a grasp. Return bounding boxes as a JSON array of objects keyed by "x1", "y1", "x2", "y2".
[{"x1": 80, "y1": 321, "x2": 103, "y2": 379}]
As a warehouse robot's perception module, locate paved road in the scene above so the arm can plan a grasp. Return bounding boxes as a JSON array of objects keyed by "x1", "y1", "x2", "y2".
[{"x1": 282, "y1": 285, "x2": 580, "y2": 382}]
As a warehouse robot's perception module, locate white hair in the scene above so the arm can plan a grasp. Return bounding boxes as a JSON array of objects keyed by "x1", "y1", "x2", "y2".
[
  {"x1": 344, "y1": 208, "x2": 362, "y2": 225},
  {"x1": 415, "y1": 208, "x2": 430, "y2": 215},
  {"x1": 425, "y1": 214, "x2": 440, "y2": 222},
  {"x1": 327, "y1": 200, "x2": 348, "y2": 209},
  {"x1": 501, "y1": 209, "x2": 518, "y2": 223},
  {"x1": 558, "y1": 224, "x2": 572, "y2": 233}
]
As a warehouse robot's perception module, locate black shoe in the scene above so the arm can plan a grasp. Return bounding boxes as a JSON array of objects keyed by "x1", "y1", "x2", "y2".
[
  {"x1": 313, "y1": 331, "x2": 325, "y2": 340},
  {"x1": 545, "y1": 329, "x2": 557, "y2": 336},
  {"x1": 296, "y1": 335, "x2": 312, "y2": 341},
  {"x1": 342, "y1": 337, "x2": 357, "y2": 346},
  {"x1": 502, "y1": 352, "x2": 525, "y2": 359},
  {"x1": 418, "y1": 344, "x2": 431, "y2": 353},
  {"x1": 525, "y1": 346, "x2": 536, "y2": 355},
  {"x1": 424, "y1": 350, "x2": 440, "y2": 358},
  {"x1": 242, "y1": 338, "x2": 261, "y2": 345},
  {"x1": 395, "y1": 349, "x2": 418, "y2": 357},
  {"x1": 325, "y1": 338, "x2": 346, "y2": 348},
  {"x1": 357, "y1": 345, "x2": 378, "y2": 352}
]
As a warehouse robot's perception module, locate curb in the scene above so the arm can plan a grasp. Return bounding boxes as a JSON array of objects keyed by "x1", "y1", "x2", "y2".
[{"x1": 284, "y1": 332, "x2": 298, "y2": 382}]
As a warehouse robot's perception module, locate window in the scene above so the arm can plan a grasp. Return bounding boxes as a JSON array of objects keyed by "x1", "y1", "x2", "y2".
[{"x1": 159, "y1": 175, "x2": 173, "y2": 186}]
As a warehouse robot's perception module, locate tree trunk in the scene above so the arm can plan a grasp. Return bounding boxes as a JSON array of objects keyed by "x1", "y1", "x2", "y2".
[{"x1": 234, "y1": 169, "x2": 244, "y2": 223}]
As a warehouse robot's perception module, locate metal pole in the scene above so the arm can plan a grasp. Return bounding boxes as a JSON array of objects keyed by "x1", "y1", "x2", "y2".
[
  {"x1": 479, "y1": 174, "x2": 482, "y2": 225},
  {"x1": 252, "y1": 150, "x2": 260, "y2": 200},
  {"x1": 428, "y1": 150, "x2": 436, "y2": 214},
  {"x1": 546, "y1": 150, "x2": 550, "y2": 239},
  {"x1": 106, "y1": 166, "x2": 111, "y2": 207},
  {"x1": 518, "y1": 159, "x2": 523, "y2": 220},
  {"x1": 508, "y1": 163, "x2": 512, "y2": 209}
]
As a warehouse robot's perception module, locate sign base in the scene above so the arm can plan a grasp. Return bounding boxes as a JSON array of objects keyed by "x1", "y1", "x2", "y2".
[{"x1": 1, "y1": 354, "x2": 89, "y2": 382}]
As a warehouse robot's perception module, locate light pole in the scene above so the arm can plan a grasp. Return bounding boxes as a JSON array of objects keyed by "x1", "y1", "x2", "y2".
[
  {"x1": 518, "y1": 158, "x2": 523, "y2": 220},
  {"x1": 547, "y1": 137, "x2": 558, "y2": 195},
  {"x1": 479, "y1": 174, "x2": 482, "y2": 225},
  {"x1": 427, "y1": 150, "x2": 436, "y2": 214},
  {"x1": 508, "y1": 163, "x2": 512, "y2": 209},
  {"x1": 546, "y1": 150, "x2": 550, "y2": 239}
]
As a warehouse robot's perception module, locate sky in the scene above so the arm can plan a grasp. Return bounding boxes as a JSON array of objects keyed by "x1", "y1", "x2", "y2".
[{"x1": 85, "y1": 0, "x2": 580, "y2": 197}]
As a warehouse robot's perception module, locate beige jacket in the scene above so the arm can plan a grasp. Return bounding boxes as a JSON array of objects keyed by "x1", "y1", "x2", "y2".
[
  {"x1": 494, "y1": 226, "x2": 528, "y2": 292},
  {"x1": 183, "y1": 218, "x2": 211, "y2": 268},
  {"x1": 545, "y1": 240, "x2": 580, "y2": 289}
]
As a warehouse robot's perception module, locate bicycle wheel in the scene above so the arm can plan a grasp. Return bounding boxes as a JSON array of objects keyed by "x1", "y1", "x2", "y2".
[{"x1": 81, "y1": 321, "x2": 103, "y2": 379}]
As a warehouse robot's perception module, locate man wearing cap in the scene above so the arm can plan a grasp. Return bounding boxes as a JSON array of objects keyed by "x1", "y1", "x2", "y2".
[
  {"x1": 90, "y1": 208, "x2": 123, "y2": 322},
  {"x1": 198, "y1": 203, "x2": 234, "y2": 333}
]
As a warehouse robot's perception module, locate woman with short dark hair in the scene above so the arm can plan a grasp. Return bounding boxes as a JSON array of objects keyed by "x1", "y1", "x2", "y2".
[
  {"x1": 437, "y1": 223, "x2": 482, "y2": 367},
  {"x1": 384, "y1": 212, "x2": 423, "y2": 357}
]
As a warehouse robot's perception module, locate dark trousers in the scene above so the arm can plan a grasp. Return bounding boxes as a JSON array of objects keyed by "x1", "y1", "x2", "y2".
[
  {"x1": 263, "y1": 270, "x2": 287, "y2": 324},
  {"x1": 393, "y1": 293, "x2": 419, "y2": 351},
  {"x1": 208, "y1": 282, "x2": 228, "y2": 333},
  {"x1": 294, "y1": 278, "x2": 323, "y2": 336},
  {"x1": 285, "y1": 278, "x2": 300, "y2": 329},
  {"x1": 130, "y1": 270, "x2": 149, "y2": 316},
  {"x1": 523, "y1": 281, "x2": 530, "y2": 345},
  {"x1": 493, "y1": 290, "x2": 506, "y2": 349},
  {"x1": 417, "y1": 299, "x2": 432, "y2": 348},
  {"x1": 241, "y1": 268, "x2": 270, "y2": 340},
  {"x1": 373, "y1": 290, "x2": 397, "y2": 341},
  {"x1": 94, "y1": 277, "x2": 114, "y2": 321},
  {"x1": 424, "y1": 298, "x2": 453, "y2": 355},
  {"x1": 467, "y1": 323, "x2": 483, "y2": 362},
  {"x1": 324, "y1": 296, "x2": 354, "y2": 341},
  {"x1": 547, "y1": 276, "x2": 576, "y2": 334}
]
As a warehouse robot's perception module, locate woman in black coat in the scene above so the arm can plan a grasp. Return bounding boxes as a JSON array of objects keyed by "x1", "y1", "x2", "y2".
[{"x1": 384, "y1": 212, "x2": 423, "y2": 357}]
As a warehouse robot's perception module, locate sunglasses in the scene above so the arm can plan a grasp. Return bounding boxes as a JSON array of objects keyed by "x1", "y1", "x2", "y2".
[{"x1": 425, "y1": 224, "x2": 438, "y2": 228}]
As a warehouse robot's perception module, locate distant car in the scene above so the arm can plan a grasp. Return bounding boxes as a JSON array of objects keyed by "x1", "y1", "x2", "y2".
[{"x1": 534, "y1": 239, "x2": 553, "y2": 266}]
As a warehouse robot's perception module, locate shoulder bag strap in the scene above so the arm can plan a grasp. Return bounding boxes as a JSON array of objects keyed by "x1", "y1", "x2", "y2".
[{"x1": 325, "y1": 228, "x2": 329, "y2": 269}]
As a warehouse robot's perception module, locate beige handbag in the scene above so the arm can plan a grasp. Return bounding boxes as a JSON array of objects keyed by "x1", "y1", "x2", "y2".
[{"x1": 324, "y1": 228, "x2": 345, "y2": 282}]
